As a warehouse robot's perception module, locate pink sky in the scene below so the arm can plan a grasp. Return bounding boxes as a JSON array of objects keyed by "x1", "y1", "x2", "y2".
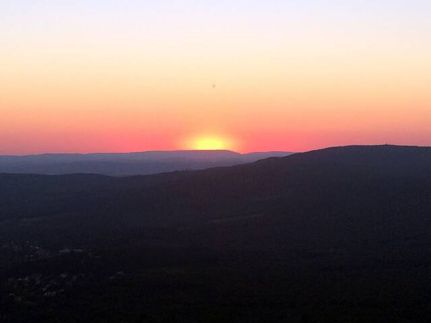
[{"x1": 1, "y1": 1, "x2": 430, "y2": 154}]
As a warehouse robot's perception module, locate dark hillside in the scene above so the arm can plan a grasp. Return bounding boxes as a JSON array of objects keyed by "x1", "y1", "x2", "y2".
[{"x1": 2, "y1": 145, "x2": 431, "y2": 322}]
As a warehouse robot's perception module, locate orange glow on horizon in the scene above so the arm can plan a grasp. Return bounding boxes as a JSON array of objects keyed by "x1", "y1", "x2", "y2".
[
  {"x1": 183, "y1": 135, "x2": 237, "y2": 151},
  {"x1": 1, "y1": 1, "x2": 430, "y2": 154}
]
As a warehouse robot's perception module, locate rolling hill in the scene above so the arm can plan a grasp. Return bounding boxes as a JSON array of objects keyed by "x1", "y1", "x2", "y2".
[
  {"x1": 0, "y1": 150, "x2": 291, "y2": 176},
  {"x1": 2, "y1": 145, "x2": 431, "y2": 322}
]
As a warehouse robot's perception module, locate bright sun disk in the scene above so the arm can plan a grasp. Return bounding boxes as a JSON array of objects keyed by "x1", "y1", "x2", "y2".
[{"x1": 188, "y1": 136, "x2": 232, "y2": 150}]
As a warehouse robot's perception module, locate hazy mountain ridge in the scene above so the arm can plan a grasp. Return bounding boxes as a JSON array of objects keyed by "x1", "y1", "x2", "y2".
[{"x1": 0, "y1": 150, "x2": 292, "y2": 176}]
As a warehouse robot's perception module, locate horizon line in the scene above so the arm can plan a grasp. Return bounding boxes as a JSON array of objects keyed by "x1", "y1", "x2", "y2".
[{"x1": 2, "y1": 143, "x2": 431, "y2": 157}]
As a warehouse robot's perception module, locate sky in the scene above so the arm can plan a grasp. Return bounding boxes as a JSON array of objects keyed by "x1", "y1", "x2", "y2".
[{"x1": 1, "y1": 0, "x2": 430, "y2": 154}]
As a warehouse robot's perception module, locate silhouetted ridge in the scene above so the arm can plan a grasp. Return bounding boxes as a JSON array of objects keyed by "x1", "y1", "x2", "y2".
[
  {"x1": 249, "y1": 144, "x2": 431, "y2": 176},
  {"x1": 2, "y1": 145, "x2": 431, "y2": 322},
  {"x1": 0, "y1": 150, "x2": 292, "y2": 176}
]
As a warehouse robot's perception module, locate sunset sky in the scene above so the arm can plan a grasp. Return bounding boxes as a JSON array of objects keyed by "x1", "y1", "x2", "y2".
[{"x1": 1, "y1": 0, "x2": 430, "y2": 154}]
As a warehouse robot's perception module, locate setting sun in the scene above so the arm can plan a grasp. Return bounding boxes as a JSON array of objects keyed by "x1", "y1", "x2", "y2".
[{"x1": 186, "y1": 136, "x2": 234, "y2": 151}]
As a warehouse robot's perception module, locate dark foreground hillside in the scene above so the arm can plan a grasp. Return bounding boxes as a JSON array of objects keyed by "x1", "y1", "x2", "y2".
[{"x1": 2, "y1": 145, "x2": 431, "y2": 322}]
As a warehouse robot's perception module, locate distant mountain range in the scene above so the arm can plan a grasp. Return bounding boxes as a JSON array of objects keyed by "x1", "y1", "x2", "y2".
[
  {"x1": 2, "y1": 144, "x2": 431, "y2": 322},
  {"x1": 0, "y1": 150, "x2": 292, "y2": 176}
]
